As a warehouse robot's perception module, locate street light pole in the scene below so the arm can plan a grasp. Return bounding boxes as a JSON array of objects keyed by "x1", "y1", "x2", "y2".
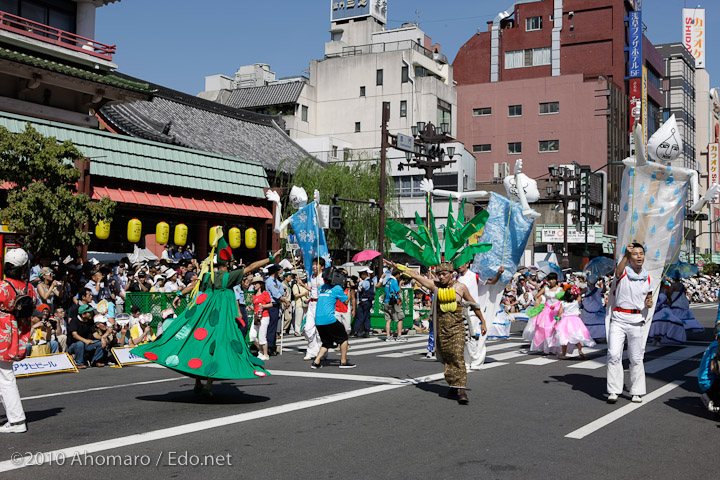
[{"x1": 378, "y1": 102, "x2": 389, "y2": 277}]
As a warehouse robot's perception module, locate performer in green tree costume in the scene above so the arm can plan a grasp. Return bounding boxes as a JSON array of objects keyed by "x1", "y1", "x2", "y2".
[{"x1": 132, "y1": 227, "x2": 281, "y2": 397}]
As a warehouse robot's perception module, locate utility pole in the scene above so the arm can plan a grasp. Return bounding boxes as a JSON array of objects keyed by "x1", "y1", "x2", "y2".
[{"x1": 378, "y1": 102, "x2": 389, "y2": 277}]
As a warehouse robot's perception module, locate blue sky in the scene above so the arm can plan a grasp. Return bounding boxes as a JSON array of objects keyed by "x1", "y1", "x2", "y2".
[{"x1": 97, "y1": 0, "x2": 717, "y2": 95}]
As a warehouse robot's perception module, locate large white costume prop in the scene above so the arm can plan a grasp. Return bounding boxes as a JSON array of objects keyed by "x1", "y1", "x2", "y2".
[
  {"x1": 605, "y1": 117, "x2": 719, "y2": 341},
  {"x1": 266, "y1": 187, "x2": 331, "y2": 359}
]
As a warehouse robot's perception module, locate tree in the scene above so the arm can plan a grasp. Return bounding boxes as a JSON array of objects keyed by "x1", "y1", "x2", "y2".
[
  {"x1": 279, "y1": 156, "x2": 401, "y2": 256},
  {"x1": 0, "y1": 123, "x2": 115, "y2": 258}
]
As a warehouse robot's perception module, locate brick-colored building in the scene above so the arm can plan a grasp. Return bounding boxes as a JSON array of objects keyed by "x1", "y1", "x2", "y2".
[{"x1": 453, "y1": 0, "x2": 664, "y2": 256}]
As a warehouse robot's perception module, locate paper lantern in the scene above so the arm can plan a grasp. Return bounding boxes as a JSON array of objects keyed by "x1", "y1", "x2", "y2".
[
  {"x1": 95, "y1": 220, "x2": 110, "y2": 240},
  {"x1": 156, "y1": 221, "x2": 170, "y2": 245},
  {"x1": 228, "y1": 227, "x2": 242, "y2": 249},
  {"x1": 174, "y1": 223, "x2": 188, "y2": 246},
  {"x1": 127, "y1": 218, "x2": 142, "y2": 243},
  {"x1": 245, "y1": 227, "x2": 257, "y2": 249},
  {"x1": 209, "y1": 225, "x2": 221, "y2": 248}
]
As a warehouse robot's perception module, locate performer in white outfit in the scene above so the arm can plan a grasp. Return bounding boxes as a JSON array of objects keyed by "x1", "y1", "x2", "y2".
[
  {"x1": 303, "y1": 259, "x2": 324, "y2": 360},
  {"x1": 606, "y1": 243, "x2": 653, "y2": 404},
  {"x1": 457, "y1": 263, "x2": 502, "y2": 370}
]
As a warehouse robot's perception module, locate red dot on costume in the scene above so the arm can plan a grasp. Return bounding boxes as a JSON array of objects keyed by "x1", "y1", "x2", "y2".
[
  {"x1": 144, "y1": 352, "x2": 158, "y2": 361},
  {"x1": 193, "y1": 328, "x2": 208, "y2": 340},
  {"x1": 196, "y1": 293, "x2": 208, "y2": 305},
  {"x1": 253, "y1": 370, "x2": 267, "y2": 377},
  {"x1": 188, "y1": 358, "x2": 202, "y2": 369},
  {"x1": 236, "y1": 316, "x2": 246, "y2": 327}
]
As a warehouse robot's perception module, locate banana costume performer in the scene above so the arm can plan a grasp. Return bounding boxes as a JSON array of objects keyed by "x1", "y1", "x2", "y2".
[
  {"x1": 604, "y1": 117, "x2": 719, "y2": 401},
  {"x1": 384, "y1": 196, "x2": 493, "y2": 403}
]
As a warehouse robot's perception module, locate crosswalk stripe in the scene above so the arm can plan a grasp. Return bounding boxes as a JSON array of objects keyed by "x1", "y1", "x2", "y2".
[
  {"x1": 377, "y1": 339, "x2": 526, "y2": 358},
  {"x1": 487, "y1": 350, "x2": 527, "y2": 362},
  {"x1": 378, "y1": 348, "x2": 428, "y2": 358},
  {"x1": 644, "y1": 346, "x2": 706, "y2": 374},
  {"x1": 349, "y1": 339, "x2": 430, "y2": 356},
  {"x1": 518, "y1": 357, "x2": 557, "y2": 366},
  {"x1": 568, "y1": 345, "x2": 661, "y2": 370}
]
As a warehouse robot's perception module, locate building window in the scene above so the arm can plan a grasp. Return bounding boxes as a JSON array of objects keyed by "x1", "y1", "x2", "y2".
[
  {"x1": 473, "y1": 107, "x2": 492, "y2": 116},
  {"x1": 526, "y1": 16, "x2": 542, "y2": 31},
  {"x1": 376, "y1": 69, "x2": 383, "y2": 86},
  {"x1": 437, "y1": 99, "x2": 451, "y2": 133},
  {"x1": 5, "y1": 0, "x2": 77, "y2": 34},
  {"x1": 434, "y1": 173, "x2": 459, "y2": 192},
  {"x1": 508, "y1": 105, "x2": 522, "y2": 117},
  {"x1": 539, "y1": 101, "x2": 560, "y2": 114},
  {"x1": 400, "y1": 100, "x2": 407, "y2": 117},
  {"x1": 394, "y1": 175, "x2": 425, "y2": 197},
  {"x1": 301, "y1": 105, "x2": 308, "y2": 122},
  {"x1": 505, "y1": 47, "x2": 551, "y2": 69},
  {"x1": 508, "y1": 142, "x2": 522, "y2": 154},
  {"x1": 539, "y1": 140, "x2": 559, "y2": 152},
  {"x1": 355, "y1": 122, "x2": 361, "y2": 133},
  {"x1": 360, "y1": 86, "x2": 366, "y2": 97},
  {"x1": 331, "y1": 145, "x2": 338, "y2": 158},
  {"x1": 401, "y1": 65, "x2": 409, "y2": 83},
  {"x1": 472, "y1": 144, "x2": 491, "y2": 153}
]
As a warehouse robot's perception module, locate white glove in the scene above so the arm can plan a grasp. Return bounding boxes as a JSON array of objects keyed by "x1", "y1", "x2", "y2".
[
  {"x1": 265, "y1": 190, "x2": 281, "y2": 203},
  {"x1": 514, "y1": 159, "x2": 523, "y2": 175},
  {"x1": 419, "y1": 178, "x2": 434, "y2": 194}
]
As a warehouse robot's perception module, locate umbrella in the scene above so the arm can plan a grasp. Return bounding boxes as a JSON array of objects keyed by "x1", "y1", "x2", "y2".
[
  {"x1": 352, "y1": 250, "x2": 381, "y2": 262},
  {"x1": 583, "y1": 256, "x2": 616, "y2": 279},
  {"x1": 538, "y1": 260, "x2": 564, "y2": 281},
  {"x1": 339, "y1": 262, "x2": 356, "y2": 268},
  {"x1": 664, "y1": 261, "x2": 699, "y2": 279}
]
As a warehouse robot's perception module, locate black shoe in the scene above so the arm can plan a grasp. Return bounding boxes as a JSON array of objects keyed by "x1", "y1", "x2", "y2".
[
  {"x1": 350, "y1": 332, "x2": 359, "y2": 338},
  {"x1": 359, "y1": 332, "x2": 369, "y2": 338},
  {"x1": 447, "y1": 387, "x2": 459, "y2": 399},
  {"x1": 457, "y1": 388, "x2": 469, "y2": 405},
  {"x1": 339, "y1": 362, "x2": 356, "y2": 369},
  {"x1": 310, "y1": 362, "x2": 323, "y2": 370}
]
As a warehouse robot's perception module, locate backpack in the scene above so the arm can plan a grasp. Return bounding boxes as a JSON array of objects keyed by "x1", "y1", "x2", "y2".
[{"x1": 6, "y1": 280, "x2": 34, "y2": 321}]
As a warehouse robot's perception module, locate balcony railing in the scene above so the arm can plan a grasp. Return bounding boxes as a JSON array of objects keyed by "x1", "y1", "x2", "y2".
[
  {"x1": 326, "y1": 39, "x2": 435, "y2": 60},
  {"x1": 0, "y1": 10, "x2": 115, "y2": 61}
]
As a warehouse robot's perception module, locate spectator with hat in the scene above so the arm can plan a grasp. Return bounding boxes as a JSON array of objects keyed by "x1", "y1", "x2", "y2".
[
  {"x1": 36, "y1": 267, "x2": 62, "y2": 313},
  {"x1": 90, "y1": 314, "x2": 114, "y2": 367},
  {"x1": 164, "y1": 269, "x2": 179, "y2": 293},
  {"x1": 24, "y1": 308, "x2": 59, "y2": 356},
  {"x1": 291, "y1": 271, "x2": 309, "y2": 336},
  {"x1": 67, "y1": 304, "x2": 104, "y2": 368},
  {"x1": 0, "y1": 248, "x2": 37, "y2": 433},
  {"x1": 265, "y1": 264, "x2": 288, "y2": 356}
]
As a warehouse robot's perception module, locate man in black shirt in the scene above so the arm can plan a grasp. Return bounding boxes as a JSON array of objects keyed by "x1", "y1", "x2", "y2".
[
  {"x1": 67, "y1": 288, "x2": 92, "y2": 326},
  {"x1": 66, "y1": 305, "x2": 103, "y2": 369}
]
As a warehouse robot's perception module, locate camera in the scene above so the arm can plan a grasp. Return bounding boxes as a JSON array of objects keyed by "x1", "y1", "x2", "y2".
[{"x1": 322, "y1": 267, "x2": 347, "y2": 288}]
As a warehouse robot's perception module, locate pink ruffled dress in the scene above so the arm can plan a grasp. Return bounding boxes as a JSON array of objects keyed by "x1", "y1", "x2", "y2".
[{"x1": 548, "y1": 300, "x2": 596, "y2": 354}]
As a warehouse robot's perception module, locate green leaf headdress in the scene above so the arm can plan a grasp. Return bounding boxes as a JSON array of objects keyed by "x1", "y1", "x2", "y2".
[{"x1": 384, "y1": 196, "x2": 492, "y2": 268}]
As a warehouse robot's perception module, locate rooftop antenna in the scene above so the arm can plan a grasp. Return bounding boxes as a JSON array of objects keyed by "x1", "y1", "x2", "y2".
[{"x1": 415, "y1": 9, "x2": 421, "y2": 26}]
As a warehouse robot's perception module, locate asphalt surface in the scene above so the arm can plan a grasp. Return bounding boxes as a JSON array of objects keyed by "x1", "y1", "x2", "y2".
[{"x1": 1, "y1": 304, "x2": 718, "y2": 479}]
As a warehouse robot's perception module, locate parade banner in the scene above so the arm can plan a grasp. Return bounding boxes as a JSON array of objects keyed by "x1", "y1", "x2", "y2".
[
  {"x1": 13, "y1": 353, "x2": 78, "y2": 377},
  {"x1": 111, "y1": 346, "x2": 150, "y2": 367}
]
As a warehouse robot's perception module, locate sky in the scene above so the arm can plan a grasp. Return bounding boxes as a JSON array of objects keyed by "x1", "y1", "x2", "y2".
[{"x1": 96, "y1": 0, "x2": 718, "y2": 95}]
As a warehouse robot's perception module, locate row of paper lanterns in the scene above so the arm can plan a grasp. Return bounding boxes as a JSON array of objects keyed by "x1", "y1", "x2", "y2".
[{"x1": 95, "y1": 220, "x2": 257, "y2": 249}]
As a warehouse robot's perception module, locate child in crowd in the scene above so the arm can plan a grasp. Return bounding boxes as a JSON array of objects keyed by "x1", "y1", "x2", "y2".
[{"x1": 549, "y1": 285, "x2": 596, "y2": 359}]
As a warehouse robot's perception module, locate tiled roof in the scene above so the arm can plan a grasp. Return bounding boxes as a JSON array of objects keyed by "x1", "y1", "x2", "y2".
[
  {"x1": 100, "y1": 78, "x2": 310, "y2": 173},
  {"x1": 222, "y1": 81, "x2": 306, "y2": 109},
  {"x1": 0, "y1": 46, "x2": 151, "y2": 93},
  {"x1": 0, "y1": 110, "x2": 269, "y2": 198}
]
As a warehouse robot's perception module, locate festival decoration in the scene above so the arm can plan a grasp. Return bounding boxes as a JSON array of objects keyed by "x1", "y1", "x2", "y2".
[
  {"x1": 95, "y1": 220, "x2": 110, "y2": 240},
  {"x1": 384, "y1": 197, "x2": 492, "y2": 268},
  {"x1": 209, "y1": 225, "x2": 221, "y2": 248},
  {"x1": 156, "y1": 221, "x2": 169, "y2": 245},
  {"x1": 245, "y1": 227, "x2": 257, "y2": 249},
  {"x1": 647, "y1": 114, "x2": 681, "y2": 164},
  {"x1": 127, "y1": 218, "x2": 142, "y2": 243},
  {"x1": 174, "y1": 223, "x2": 187, "y2": 246},
  {"x1": 228, "y1": 227, "x2": 242, "y2": 249}
]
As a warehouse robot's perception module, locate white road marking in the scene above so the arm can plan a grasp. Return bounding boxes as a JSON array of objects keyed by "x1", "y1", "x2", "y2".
[
  {"x1": 565, "y1": 380, "x2": 685, "y2": 439},
  {"x1": 487, "y1": 350, "x2": 527, "y2": 362},
  {"x1": 349, "y1": 338, "x2": 430, "y2": 356},
  {"x1": 568, "y1": 345, "x2": 661, "y2": 370},
  {"x1": 20, "y1": 377, "x2": 186, "y2": 401},
  {"x1": 480, "y1": 361, "x2": 508, "y2": 369},
  {"x1": 0, "y1": 372, "x2": 446, "y2": 472},
  {"x1": 377, "y1": 339, "x2": 525, "y2": 358},
  {"x1": 643, "y1": 346, "x2": 705, "y2": 374},
  {"x1": 267, "y1": 370, "x2": 400, "y2": 383},
  {"x1": 518, "y1": 357, "x2": 558, "y2": 366}
]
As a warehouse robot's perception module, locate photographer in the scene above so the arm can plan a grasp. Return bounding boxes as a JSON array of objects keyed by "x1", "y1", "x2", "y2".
[
  {"x1": 51, "y1": 306, "x2": 68, "y2": 352},
  {"x1": 383, "y1": 268, "x2": 405, "y2": 342},
  {"x1": 24, "y1": 309, "x2": 59, "y2": 356},
  {"x1": 37, "y1": 268, "x2": 63, "y2": 313}
]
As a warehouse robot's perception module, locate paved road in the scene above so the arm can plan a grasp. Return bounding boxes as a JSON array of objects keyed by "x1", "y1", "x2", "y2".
[{"x1": 1, "y1": 304, "x2": 718, "y2": 479}]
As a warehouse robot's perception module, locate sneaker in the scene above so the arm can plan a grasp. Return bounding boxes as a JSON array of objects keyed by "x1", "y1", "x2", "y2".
[
  {"x1": 386, "y1": 336, "x2": 395, "y2": 342},
  {"x1": 424, "y1": 351, "x2": 435, "y2": 359},
  {"x1": 303, "y1": 354, "x2": 314, "y2": 360},
  {"x1": 701, "y1": 393, "x2": 715, "y2": 411},
  {"x1": 339, "y1": 362, "x2": 356, "y2": 369},
  {"x1": 396, "y1": 336, "x2": 408, "y2": 342},
  {"x1": 607, "y1": 393, "x2": 619, "y2": 404},
  {"x1": 0, "y1": 422, "x2": 27, "y2": 434},
  {"x1": 631, "y1": 395, "x2": 642, "y2": 403},
  {"x1": 260, "y1": 354, "x2": 271, "y2": 361},
  {"x1": 310, "y1": 362, "x2": 323, "y2": 370}
]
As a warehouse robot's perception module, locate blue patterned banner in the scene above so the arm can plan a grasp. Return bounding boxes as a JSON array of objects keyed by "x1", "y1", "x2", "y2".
[{"x1": 289, "y1": 201, "x2": 331, "y2": 276}]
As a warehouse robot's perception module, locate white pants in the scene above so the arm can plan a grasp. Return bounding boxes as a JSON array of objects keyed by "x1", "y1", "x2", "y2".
[
  {"x1": 607, "y1": 320, "x2": 646, "y2": 396},
  {"x1": 0, "y1": 360, "x2": 25, "y2": 424},
  {"x1": 304, "y1": 302, "x2": 321, "y2": 357},
  {"x1": 294, "y1": 305, "x2": 305, "y2": 334},
  {"x1": 464, "y1": 313, "x2": 487, "y2": 369},
  {"x1": 249, "y1": 316, "x2": 270, "y2": 345}
]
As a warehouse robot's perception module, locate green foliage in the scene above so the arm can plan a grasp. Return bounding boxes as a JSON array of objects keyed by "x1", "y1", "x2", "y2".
[
  {"x1": 699, "y1": 253, "x2": 719, "y2": 275},
  {"x1": 0, "y1": 123, "x2": 116, "y2": 258},
  {"x1": 280, "y1": 156, "x2": 401, "y2": 253}
]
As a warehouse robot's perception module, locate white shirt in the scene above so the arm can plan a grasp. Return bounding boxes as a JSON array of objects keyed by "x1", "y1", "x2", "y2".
[
  {"x1": 561, "y1": 300, "x2": 580, "y2": 316},
  {"x1": 457, "y1": 270, "x2": 480, "y2": 303},
  {"x1": 164, "y1": 281, "x2": 178, "y2": 293},
  {"x1": 613, "y1": 267, "x2": 651, "y2": 324},
  {"x1": 544, "y1": 286, "x2": 563, "y2": 305},
  {"x1": 309, "y1": 274, "x2": 324, "y2": 300}
]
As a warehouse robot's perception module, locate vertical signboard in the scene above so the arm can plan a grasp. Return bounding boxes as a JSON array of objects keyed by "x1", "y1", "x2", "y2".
[
  {"x1": 715, "y1": 207, "x2": 720, "y2": 253},
  {"x1": 683, "y1": 8, "x2": 705, "y2": 68},
  {"x1": 709, "y1": 142, "x2": 719, "y2": 190},
  {"x1": 628, "y1": 11, "x2": 642, "y2": 78}
]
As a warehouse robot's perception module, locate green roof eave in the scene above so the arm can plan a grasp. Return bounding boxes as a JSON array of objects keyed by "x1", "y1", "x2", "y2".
[
  {"x1": 0, "y1": 111, "x2": 269, "y2": 198},
  {"x1": 0, "y1": 46, "x2": 152, "y2": 94}
]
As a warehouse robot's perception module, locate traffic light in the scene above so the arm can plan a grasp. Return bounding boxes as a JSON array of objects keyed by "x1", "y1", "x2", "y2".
[{"x1": 330, "y1": 205, "x2": 342, "y2": 229}]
